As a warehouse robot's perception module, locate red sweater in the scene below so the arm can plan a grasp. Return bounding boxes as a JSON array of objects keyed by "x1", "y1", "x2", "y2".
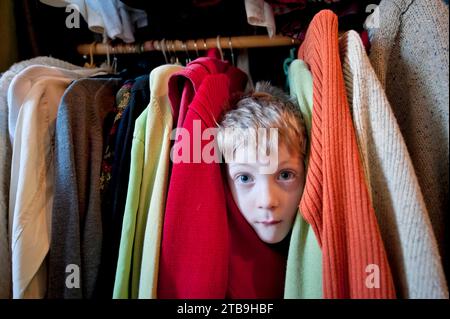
[
  {"x1": 298, "y1": 10, "x2": 396, "y2": 298},
  {"x1": 158, "y1": 56, "x2": 287, "y2": 298},
  {"x1": 158, "y1": 58, "x2": 247, "y2": 298},
  {"x1": 225, "y1": 176, "x2": 287, "y2": 299}
]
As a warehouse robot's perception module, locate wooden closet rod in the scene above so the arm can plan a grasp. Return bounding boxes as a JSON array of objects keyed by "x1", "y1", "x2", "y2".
[{"x1": 77, "y1": 35, "x2": 300, "y2": 55}]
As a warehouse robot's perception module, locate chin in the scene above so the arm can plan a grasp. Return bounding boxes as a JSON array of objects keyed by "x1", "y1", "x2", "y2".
[{"x1": 259, "y1": 235, "x2": 284, "y2": 244}]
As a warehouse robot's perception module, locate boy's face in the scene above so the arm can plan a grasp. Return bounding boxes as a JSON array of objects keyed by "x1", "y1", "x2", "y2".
[{"x1": 226, "y1": 143, "x2": 305, "y2": 244}]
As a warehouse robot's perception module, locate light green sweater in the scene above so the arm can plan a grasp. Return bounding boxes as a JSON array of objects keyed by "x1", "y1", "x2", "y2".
[
  {"x1": 285, "y1": 59, "x2": 322, "y2": 299},
  {"x1": 113, "y1": 64, "x2": 183, "y2": 299},
  {"x1": 138, "y1": 64, "x2": 184, "y2": 298}
]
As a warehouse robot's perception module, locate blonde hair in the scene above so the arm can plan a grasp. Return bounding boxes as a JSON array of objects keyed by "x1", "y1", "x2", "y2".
[{"x1": 217, "y1": 81, "x2": 307, "y2": 162}]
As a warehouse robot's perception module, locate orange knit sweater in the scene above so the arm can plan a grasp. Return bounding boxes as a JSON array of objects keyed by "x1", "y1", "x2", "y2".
[{"x1": 298, "y1": 10, "x2": 396, "y2": 299}]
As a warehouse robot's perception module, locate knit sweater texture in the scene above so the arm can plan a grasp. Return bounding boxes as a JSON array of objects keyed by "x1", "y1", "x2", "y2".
[
  {"x1": 340, "y1": 30, "x2": 448, "y2": 299},
  {"x1": 158, "y1": 56, "x2": 248, "y2": 298},
  {"x1": 48, "y1": 78, "x2": 121, "y2": 299},
  {"x1": 285, "y1": 59, "x2": 322, "y2": 299},
  {"x1": 368, "y1": 0, "x2": 449, "y2": 278},
  {"x1": 298, "y1": 10, "x2": 396, "y2": 298}
]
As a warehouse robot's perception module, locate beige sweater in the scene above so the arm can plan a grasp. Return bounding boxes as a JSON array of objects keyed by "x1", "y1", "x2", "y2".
[
  {"x1": 340, "y1": 30, "x2": 448, "y2": 299},
  {"x1": 368, "y1": 0, "x2": 449, "y2": 278}
]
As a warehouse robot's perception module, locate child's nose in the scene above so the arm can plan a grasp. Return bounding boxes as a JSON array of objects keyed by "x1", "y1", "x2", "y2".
[{"x1": 257, "y1": 182, "x2": 279, "y2": 210}]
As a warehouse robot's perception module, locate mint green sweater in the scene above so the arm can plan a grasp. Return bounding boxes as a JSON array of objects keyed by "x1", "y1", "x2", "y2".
[
  {"x1": 285, "y1": 59, "x2": 322, "y2": 299},
  {"x1": 113, "y1": 64, "x2": 183, "y2": 299}
]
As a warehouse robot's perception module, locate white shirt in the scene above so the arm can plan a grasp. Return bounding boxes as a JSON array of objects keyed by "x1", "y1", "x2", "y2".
[{"x1": 40, "y1": 0, "x2": 148, "y2": 43}]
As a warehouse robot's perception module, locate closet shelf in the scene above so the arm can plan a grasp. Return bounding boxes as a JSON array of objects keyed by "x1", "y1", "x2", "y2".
[{"x1": 77, "y1": 35, "x2": 300, "y2": 55}]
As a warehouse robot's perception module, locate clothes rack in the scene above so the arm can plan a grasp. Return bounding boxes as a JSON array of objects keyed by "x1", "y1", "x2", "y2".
[{"x1": 77, "y1": 35, "x2": 300, "y2": 55}]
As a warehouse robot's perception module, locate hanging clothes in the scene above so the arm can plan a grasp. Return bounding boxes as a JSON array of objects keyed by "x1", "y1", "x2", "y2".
[
  {"x1": 48, "y1": 78, "x2": 122, "y2": 299},
  {"x1": 298, "y1": 10, "x2": 396, "y2": 298},
  {"x1": 10, "y1": 75, "x2": 72, "y2": 299},
  {"x1": 8, "y1": 65, "x2": 104, "y2": 299},
  {"x1": 39, "y1": 0, "x2": 148, "y2": 43},
  {"x1": 0, "y1": 56, "x2": 89, "y2": 299},
  {"x1": 7, "y1": 63, "x2": 99, "y2": 144},
  {"x1": 113, "y1": 86, "x2": 151, "y2": 299},
  {"x1": 157, "y1": 56, "x2": 247, "y2": 298},
  {"x1": 113, "y1": 64, "x2": 183, "y2": 299},
  {"x1": 368, "y1": 0, "x2": 449, "y2": 278},
  {"x1": 98, "y1": 75, "x2": 150, "y2": 298},
  {"x1": 107, "y1": 75, "x2": 150, "y2": 236},
  {"x1": 244, "y1": 0, "x2": 276, "y2": 37},
  {"x1": 137, "y1": 65, "x2": 184, "y2": 299},
  {"x1": 285, "y1": 59, "x2": 322, "y2": 299},
  {"x1": 99, "y1": 80, "x2": 135, "y2": 196},
  {"x1": 340, "y1": 30, "x2": 448, "y2": 299},
  {"x1": 96, "y1": 79, "x2": 135, "y2": 298},
  {"x1": 98, "y1": 75, "x2": 149, "y2": 296}
]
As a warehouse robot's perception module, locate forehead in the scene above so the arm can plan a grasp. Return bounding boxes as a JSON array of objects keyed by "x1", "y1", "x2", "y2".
[{"x1": 229, "y1": 143, "x2": 301, "y2": 168}]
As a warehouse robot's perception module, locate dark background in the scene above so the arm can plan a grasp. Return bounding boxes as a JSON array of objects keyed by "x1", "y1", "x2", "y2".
[{"x1": 12, "y1": 0, "x2": 379, "y2": 87}]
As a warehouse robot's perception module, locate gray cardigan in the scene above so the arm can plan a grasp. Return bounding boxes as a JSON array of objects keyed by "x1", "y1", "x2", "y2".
[{"x1": 48, "y1": 78, "x2": 121, "y2": 298}]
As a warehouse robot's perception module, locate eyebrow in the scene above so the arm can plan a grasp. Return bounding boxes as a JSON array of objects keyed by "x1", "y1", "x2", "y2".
[
  {"x1": 277, "y1": 158, "x2": 302, "y2": 166},
  {"x1": 229, "y1": 159, "x2": 300, "y2": 168},
  {"x1": 228, "y1": 163, "x2": 257, "y2": 169}
]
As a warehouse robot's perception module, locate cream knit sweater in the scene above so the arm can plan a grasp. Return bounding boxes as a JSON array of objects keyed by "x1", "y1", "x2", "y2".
[
  {"x1": 340, "y1": 30, "x2": 448, "y2": 299},
  {"x1": 368, "y1": 0, "x2": 449, "y2": 277}
]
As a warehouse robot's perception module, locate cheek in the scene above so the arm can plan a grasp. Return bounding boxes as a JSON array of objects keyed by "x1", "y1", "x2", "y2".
[
  {"x1": 280, "y1": 182, "x2": 305, "y2": 219},
  {"x1": 228, "y1": 181, "x2": 255, "y2": 220}
]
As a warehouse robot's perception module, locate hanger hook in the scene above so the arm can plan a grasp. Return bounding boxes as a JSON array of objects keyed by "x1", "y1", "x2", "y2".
[
  {"x1": 109, "y1": 43, "x2": 118, "y2": 74},
  {"x1": 105, "y1": 42, "x2": 111, "y2": 69},
  {"x1": 182, "y1": 40, "x2": 191, "y2": 64},
  {"x1": 193, "y1": 40, "x2": 199, "y2": 58},
  {"x1": 170, "y1": 40, "x2": 179, "y2": 64},
  {"x1": 161, "y1": 39, "x2": 169, "y2": 64},
  {"x1": 84, "y1": 41, "x2": 96, "y2": 68},
  {"x1": 166, "y1": 40, "x2": 175, "y2": 64},
  {"x1": 216, "y1": 35, "x2": 224, "y2": 61},
  {"x1": 135, "y1": 42, "x2": 144, "y2": 54},
  {"x1": 101, "y1": 32, "x2": 114, "y2": 71},
  {"x1": 90, "y1": 42, "x2": 96, "y2": 66},
  {"x1": 228, "y1": 37, "x2": 235, "y2": 66},
  {"x1": 106, "y1": 42, "x2": 113, "y2": 71}
]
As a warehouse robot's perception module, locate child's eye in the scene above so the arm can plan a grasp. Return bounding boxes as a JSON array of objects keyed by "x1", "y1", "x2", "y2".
[
  {"x1": 278, "y1": 170, "x2": 296, "y2": 181},
  {"x1": 236, "y1": 174, "x2": 253, "y2": 184}
]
